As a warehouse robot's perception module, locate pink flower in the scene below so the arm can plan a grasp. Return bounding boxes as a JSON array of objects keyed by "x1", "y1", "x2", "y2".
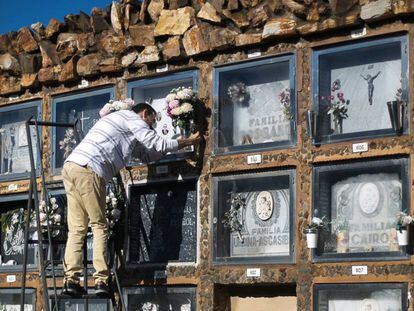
[
  {"x1": 328, "y1": 95, "x2": 334, "y2": 101},
  {"x1": 168, "y1": 100, "x2": 180, "y2": 109},
  {"x1": 99, "y1": 107, "x2": 110, "y2": 117},
  {"x1": 337, "y1": 92, "x2": 344, "y2": 99}
]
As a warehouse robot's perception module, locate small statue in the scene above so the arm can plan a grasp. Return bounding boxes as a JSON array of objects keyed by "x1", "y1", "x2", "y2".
[{"x1": 360, "y1": 71, "x2": 381, "y2": 105}]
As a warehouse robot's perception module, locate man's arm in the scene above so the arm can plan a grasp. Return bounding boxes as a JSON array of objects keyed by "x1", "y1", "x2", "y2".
[{"x1": 177, "y1": 132, "x2": 201, "y2": 149}]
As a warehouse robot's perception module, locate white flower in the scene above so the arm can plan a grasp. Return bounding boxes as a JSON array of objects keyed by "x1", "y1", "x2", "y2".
[
  {"x1": 111, "y1": 198, "x2": 118, "y2": 208},
  {"x1": 171, "y1": 103, "x2": 193, "y2": 116},
  {"x1": 49, "y1": 197, "x2": 57, "y2": 205},
  {"x1": 53, "y1": 214, "x2": 61, "y2": 223},
  {"x1": 311, "y1": 217, "x2": 323, "y2": 226},
  {"x1": 166, "y1": 93, "x2": 178, "y2": 102},
  {"x1": 39, "y1": 212, "x2": 47, "y2": 222},
  {"x1": 52, "y1": 203, "x2": 59, "y2": 211},
  {"x1": 109, "y1": 192, "x2": 115, "y2": 199},
  {"x1": 111, "y1": 208, "x2": 121, "y2": 220},
  {"x1": 176, "y1": 90, "x2": 186, "y2": 100},
  {"x1": 106, "y1": 196, "x2": 111, "y2": 203}
]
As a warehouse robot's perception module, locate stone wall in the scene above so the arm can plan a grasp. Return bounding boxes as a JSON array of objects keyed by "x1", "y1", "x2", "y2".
[{"x1": 0, "y1": 0, "x2": 413, "y2": 310}]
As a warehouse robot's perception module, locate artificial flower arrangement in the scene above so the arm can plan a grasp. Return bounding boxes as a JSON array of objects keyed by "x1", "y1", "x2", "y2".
[
  {"x1": 105, "y1": 178, "x2": 125, "y2": 236},
  {"x1": 165, "y1": 87, "x2": 197, "y2": 134},
  {"x1": 36, "y1": 197, "x2": 62, "y2": 238},
  {"x1": 394, "y1": 211, "x2": 413, "y2": 246},
  {"x1": 322, "y1": 79, "x2": 350, "y2": 132},
  {"x1": 222, "y1": 194, "x2": 246, "y2": 243},
  {"x1": 278, "y1": 87, "x2": 291, "y2": 120},
  {"x1": 99, "y1": 98, "x2": 135, "y2": 118},
  {"x1": 227, "y1": 82, "x2": 250, "y2": 106},
  {"x1": 59, "y1": 128, "x2": 77, "y2": 160},
  {"x1": 304, "y1": 211, "x2": 328, "y2": 249},
  {"x1": 395, "y1": 211, "x2": 413, "y2": 232}
]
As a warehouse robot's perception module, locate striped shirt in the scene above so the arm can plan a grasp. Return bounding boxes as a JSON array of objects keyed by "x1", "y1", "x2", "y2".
[{"x1": 65, "y1": 110, "x2": 179, "y2": 182}]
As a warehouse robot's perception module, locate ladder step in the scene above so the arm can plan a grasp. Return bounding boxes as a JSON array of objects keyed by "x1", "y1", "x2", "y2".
[{"x1": 54, "y1": 293, "x2": 113, "y2": 300}]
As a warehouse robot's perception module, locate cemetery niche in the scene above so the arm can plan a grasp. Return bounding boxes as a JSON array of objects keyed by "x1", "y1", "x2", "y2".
[
  {"x1": 0, "y1": 100, "x2": 41, "y2": 180},
  {"x1": 127, "y1": 180, "x2": 197, "y2": 265},
  {"x1": 212, "y1": 170, "x2": 295, "y2": 264},
  {"x1": 314, "y1": 283, "x2": 407, "y2": 311},
  {"x1": 213, "y1": 55, "x2": 296, "y2": 154},
  {"x1": 312, "y1": 35, "x2": 409, "y2": 143},
  {"x1": 124, "y1": 286, "x2": 196, "y2": 311},
  {"x1": 127, "y1": 70, "x2": 198, "y2": 162},
  {"x1": 0, "y1": 288, "x2": 35, "y2": 311},
  {"x1": 0, "y1": 195, "x2": 37, "y2": 270},
  {"x1": 312, "y1": 157, "x2": 409, "y2": 261},
  {"x1": 52, "y1": 87, "x2": 114, "y2": 174},
  {"x1": 50, "y1": 292, "x2": 111, "y2": 311}
]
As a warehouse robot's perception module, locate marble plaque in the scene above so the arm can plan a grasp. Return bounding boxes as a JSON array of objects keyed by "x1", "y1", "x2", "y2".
[
  {"x1": 330, "y1": 60, "x2": 400, "y2": 134},
  {"x1": 128, "y1": 181, "x2": 197, "y2": 263},
  {"x1": 232, "y1": 80, "x2": 290, "y2": 146},
  {"x1": 230, "y1": 189, "x2": 290, "y2": 257},
  {"x1": 331, "y1": 173, "x2": 401, "y2": 253}
]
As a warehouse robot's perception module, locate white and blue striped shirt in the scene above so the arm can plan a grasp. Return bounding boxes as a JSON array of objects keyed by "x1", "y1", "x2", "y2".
[{"x1": 65, "y1": 110, "x2": 178, "y2": 182}]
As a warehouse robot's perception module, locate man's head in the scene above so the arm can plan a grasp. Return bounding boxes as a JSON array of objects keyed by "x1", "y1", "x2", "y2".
[{"x1": 132, "y1": 102, "x2": 157, "y2": 127}]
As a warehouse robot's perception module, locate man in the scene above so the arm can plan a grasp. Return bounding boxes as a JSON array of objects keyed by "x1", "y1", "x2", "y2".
[{"x1": 61, "y1": 102, "x2": 201, "y2": 296}]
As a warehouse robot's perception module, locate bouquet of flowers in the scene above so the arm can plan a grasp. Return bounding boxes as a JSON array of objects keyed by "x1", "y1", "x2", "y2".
[
  {"x1": 166, "y1": 87, "x2": 197, "y2": 134},
  {"x1": 99, "y1": 98, "x2": 135, "y2": 118},
  {"x1": 324, "y1": 79, "x2": 350, "y2": 121},
  {"x1": 59, "y1": 128, "x2": 77, "y2": 160},
  {"x1": 278, "y1": 87, "x2": 291, "y2": 120},
  {"x1": 395, "y1": 211, "x2": 413, "y2": 232}
]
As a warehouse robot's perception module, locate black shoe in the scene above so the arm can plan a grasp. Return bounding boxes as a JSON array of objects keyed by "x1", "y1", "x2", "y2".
[
  {"x1": 62, "y1": 282, "x2": 87, "y2": 297},
  {"x1": 94, "y1": 282, "x2": 110, "y2": 297}
]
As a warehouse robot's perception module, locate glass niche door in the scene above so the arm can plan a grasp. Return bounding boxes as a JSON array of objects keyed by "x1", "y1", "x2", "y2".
[
  {"x1": 51, "y1": 87, "x2": 114, "y2": 175},
  {"x1": 312, "y1": 157, "x2": 409, "y2": 262},
  {"x1": 0, "y1": 100, "x2": 41, "y2": 181},
  {"x1": 312, "y1": 35, "x2": 409, "y2": 143},
  {"x1": 0, "y1": 288, "x2": 35, "y2": 310},
  {"x1": 212, "y1": 170, "x2": 295, "y2": 264},
  {"x1": 213, "y1": 55, "x2": 296, "y2": 155},
  {"x1": 314, "y1": 283, "x2": 408, "y2": 311},
  {"x1": 127, "y1": 70, "x2": 198, "y2": 163}
]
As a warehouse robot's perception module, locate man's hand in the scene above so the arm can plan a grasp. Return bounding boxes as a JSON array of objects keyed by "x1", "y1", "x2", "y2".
[{"x1": 177, "y1": 131, "x2": 202, "y2": 149}]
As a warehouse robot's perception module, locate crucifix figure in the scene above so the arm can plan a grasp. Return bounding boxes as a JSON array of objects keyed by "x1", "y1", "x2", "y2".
[{"x1": 360, "y1": 71, "x2": 381, "y2": 105}]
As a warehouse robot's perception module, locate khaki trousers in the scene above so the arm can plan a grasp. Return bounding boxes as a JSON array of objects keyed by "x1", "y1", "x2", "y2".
[{"x1": 62, "y1": 161, "x2": 109, "y2": 285}]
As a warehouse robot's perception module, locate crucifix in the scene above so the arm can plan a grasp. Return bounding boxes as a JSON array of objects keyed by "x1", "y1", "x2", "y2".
[{"x1": 79, "y1": 111, "x2": 90, "y2": 131}]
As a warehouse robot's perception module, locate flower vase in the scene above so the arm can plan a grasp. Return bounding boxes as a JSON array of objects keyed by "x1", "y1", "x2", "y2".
[
  {"x1": 180, "y1": 126, "x2": 191, "y2": 139},
  {"x1": 333, "y1": 116, "x2": 343, "y2": 134},
  {"x1": 396, "y1": 227, "x2": 408, "y2": 246},
  {"x1": 304, "y1": 228, "x2": 318, "y2": 249}
]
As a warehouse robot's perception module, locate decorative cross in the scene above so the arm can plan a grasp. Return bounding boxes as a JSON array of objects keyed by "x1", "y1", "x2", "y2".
[{"x1": 79, "y1": 111, "x2": 90, "y2": 131}]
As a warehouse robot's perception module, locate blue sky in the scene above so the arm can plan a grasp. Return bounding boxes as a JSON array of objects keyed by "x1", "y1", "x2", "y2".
[{"x1": 0, "y1": 0, "x2": 116, "y2": 35}]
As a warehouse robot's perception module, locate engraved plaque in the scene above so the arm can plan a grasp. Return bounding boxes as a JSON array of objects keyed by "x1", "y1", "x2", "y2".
[
  {"x1": 128, "y1": 180, "x2": 197, "y2": 264},
  {"x1": 332, "y1": 173, "x2": 401, "y2": 253},
  {"x1": 124, "y1": 286, "x2": 196, "y2": 311},
  {"x1": 230, "y1": 189, "x2": 290, "y2": 257}
]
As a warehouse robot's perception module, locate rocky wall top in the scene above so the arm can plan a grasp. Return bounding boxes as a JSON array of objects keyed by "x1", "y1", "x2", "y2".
[{"x1": 0, "y1": 0, "x2": 412, "y2": 95}]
